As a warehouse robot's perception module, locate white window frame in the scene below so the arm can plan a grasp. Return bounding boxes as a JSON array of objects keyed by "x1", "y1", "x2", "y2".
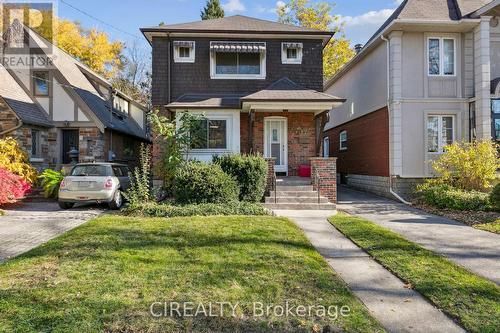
[
  {"x1": 210, "y1": 41, "x2": 266, "y2": 80},
  {"x1": 427, "y1": 37, "x2": 456, "y2": 77},
  {"x1": 281, "y1": 42, "x2": 303, "y2": 64},
  {"x1": 178, "y1": 114, "x2": 233, "y2": 153},
  {"x1": 339, "y1": 130, "x2": 347, "y2": 151},
  {"x1": 173, "y1": 41, "x2": 195, "y2": 63},
  {"x1": 426, "y1": 115, "x2": 455, "y2": 154}
]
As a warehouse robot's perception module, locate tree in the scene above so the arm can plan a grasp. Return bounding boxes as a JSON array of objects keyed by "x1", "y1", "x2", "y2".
[
  {"x1": 201, "y1": 0, "x2": 225, "y2": 20},
  {"x1": 36, "y1": 18, "x2": 123, "y2": 78},
  {"x1": 278, "y1": 0, "x2": 355, "y2": 79}
]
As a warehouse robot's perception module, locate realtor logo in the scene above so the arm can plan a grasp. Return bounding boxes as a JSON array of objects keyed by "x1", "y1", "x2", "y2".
[{"x1": 0, "y1": 0, "x2": 56, "y2": 68}]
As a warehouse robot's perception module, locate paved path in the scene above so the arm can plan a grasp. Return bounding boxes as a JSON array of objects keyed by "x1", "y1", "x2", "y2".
[
  {"x1": 274, "y1": 210, "x2": 464, "y2": 333},
  {"x1": 338, "y1": 187, "x2": 500, "y2": 284},
  {"x1": 0, "y1": 202, "x2": 104, "y2": 262}
]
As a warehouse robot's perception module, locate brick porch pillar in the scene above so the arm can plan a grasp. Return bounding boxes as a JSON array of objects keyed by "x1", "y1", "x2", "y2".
[
  {"x1": 310, "y1": 157, "x2": 337, "y2": 203},
  {"x1": 265, "y1": 157, "x2": 276, "y2": 193}
]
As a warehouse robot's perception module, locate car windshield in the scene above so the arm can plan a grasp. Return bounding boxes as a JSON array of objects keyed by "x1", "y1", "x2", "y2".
[{"x1": 71, "y1": 165, "x2": 110, "y2": 177}]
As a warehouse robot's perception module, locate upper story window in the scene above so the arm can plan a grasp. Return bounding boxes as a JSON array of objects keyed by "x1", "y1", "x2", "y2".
[
  {"x1": 339, "y1": 130, "x2": 347, "y2": 151},
  {"x1": 33, "y1": 71, "x2": 49, "y2": 96},
  {"x1": 282, "y1": 42, "x2": 303, "y2": 64},
  {"x1": 173, "y1": 41, "x2": 195, "y2": 63},
  {"x1": 428, "y1": 37, "x2": 455, "y2": 76},
  {"x1": 210, "y1": 41, "x2": 266, "y2": 79}
]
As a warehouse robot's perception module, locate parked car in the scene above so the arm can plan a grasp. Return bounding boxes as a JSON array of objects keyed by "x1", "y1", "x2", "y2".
[{"x1": 58, "y1": 163, "x2": 131, "y2": 210}]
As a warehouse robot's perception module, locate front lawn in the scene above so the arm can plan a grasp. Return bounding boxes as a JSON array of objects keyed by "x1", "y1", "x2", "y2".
[
  {"x1": 329, "y1": 214, "x2": 500, "y2": 333},
  {"x1": 0, "y1": 215, "x2": 383, "y2": 333}
]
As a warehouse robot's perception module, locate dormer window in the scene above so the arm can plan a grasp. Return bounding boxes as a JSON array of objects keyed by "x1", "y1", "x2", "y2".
[
  {"x1": 173, "y1": 41, "x2": 195, "y2": 63},
  {"x1": 282, "y1": 42, "x2": 303, "y2": 64},
  {"x1": 210, "y1": 41, "x2": 266, "y2": 79}
]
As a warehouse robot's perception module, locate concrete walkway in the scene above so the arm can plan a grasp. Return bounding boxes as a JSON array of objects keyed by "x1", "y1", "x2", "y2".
[
  {"x1": 338, "y1": 187, "x2": 500, "y2": 284},
  {"x1": 274, "y1": 209, "x2": 464, "y2": 333},
  {"x1": 0, "y1": 201, "x2": 104, "y2": 262}
]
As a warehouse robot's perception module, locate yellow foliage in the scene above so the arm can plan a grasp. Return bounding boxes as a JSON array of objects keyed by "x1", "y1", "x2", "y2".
[
  {"x1": 278, "y1": 0, "x2": 355, "y2": 79},
  {"x1": 0, "y1": 138, "x2": 38, "y2": 184},
  {"x1": 37, "y1": 17, "x2": 123, "y2": 79},
  {"x1": 431, "y1": 140, "x2": 499, "y2": 192}
]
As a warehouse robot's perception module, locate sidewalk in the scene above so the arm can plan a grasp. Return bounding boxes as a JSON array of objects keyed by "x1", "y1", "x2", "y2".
[
  {"x1": 274, "y1": 209, "x2": 464, "y2": 333},
  {"x1": 338, "y1": 187, "x2": 500, "y2": 284}
]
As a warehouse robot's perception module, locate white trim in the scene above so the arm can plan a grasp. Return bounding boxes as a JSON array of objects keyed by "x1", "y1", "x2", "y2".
[
  {"x1": 339, "y1": 130, "x2": 347, "y2": 151},
  {"x1": 173, "y1": 41, "x2": 196, "y2": 63},
  {"x1": 281, "y1": 42, "x2": 303, "y2": 64},
  {"x1": 210, "y1": 41, "x2": 266, "y2": 80},
  {"x1": 264, "y1": 116, "x2": 288, "y2": 174},
  {"x1": 426, "y1": 36, "x2": 456, "y2": 77}
]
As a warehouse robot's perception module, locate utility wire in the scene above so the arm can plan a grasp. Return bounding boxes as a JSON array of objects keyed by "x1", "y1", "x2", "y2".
[{"x1": 59, "y1": 0, "x2": 141, "y2": 40}]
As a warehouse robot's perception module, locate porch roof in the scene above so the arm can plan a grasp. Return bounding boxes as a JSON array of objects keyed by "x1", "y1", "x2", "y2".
[{"x1": 166, "y1": 94, "x2": 245, "y2": 109}]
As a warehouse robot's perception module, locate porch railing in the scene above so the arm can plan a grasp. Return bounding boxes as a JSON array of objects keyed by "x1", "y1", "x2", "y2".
[{"x1": 272, "y1": 172, "x2": 277, "y2": 204}]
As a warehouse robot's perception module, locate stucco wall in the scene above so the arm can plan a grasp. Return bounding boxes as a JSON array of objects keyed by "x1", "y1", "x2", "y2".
[
  {"x1": 324, "y1": 43, "x2": 388, "y2": 130},
  {"x1": 52, "y1": 77, "x2": 76, "y2": 121}
]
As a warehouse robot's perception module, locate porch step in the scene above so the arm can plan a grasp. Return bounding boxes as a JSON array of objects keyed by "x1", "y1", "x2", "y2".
[
  {"x1": 263, "y1": 203, "x2": 336, "y2": 210},
  {"x1": 270, "y1": 190, "x2": 320, "y2": 197},
  {"x1": 276, "y1": 177, "x2": 311, "y2": 187},
  {"x1": 265, "y1": 196, "x2": 329, "y2": 204},
  {"x1": 276, "y1": 185, "x2": 313, "y2": 192}
]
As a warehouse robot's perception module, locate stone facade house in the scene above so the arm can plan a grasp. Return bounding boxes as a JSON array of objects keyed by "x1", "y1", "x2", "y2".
[
  {"x1": 323, "y1": 0, "x2": 500, "y2": 199},
  {"x1": 142, "y1": 15, "x2": 344, "y2": 187},
  {"x1": 0, "y1": 26, "x2": 150, "y2": 170}
]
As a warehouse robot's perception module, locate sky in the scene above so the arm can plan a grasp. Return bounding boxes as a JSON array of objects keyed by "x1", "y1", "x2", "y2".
[{"x1": 57, "y1": 0, "x2": 405, "y2": 52}]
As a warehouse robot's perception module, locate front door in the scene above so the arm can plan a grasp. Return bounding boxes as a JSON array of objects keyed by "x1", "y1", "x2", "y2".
[
  {"x1": 264, "y1": 117, "x2": 288, "y2": 174},
  {"x1": 62, "y1": 129, "x2": 79, "y2": 164}
]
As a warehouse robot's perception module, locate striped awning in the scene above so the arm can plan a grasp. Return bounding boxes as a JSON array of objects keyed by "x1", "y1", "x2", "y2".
[
  {"x1": 210, "y1": 42, "x2": 266, "y2": 53},
  {"x1": 173, "y1": 41, "x2": 194, "y2": 48},
  {"x1": 283, "y1": 42, "x2": 303, "y2": 49}
]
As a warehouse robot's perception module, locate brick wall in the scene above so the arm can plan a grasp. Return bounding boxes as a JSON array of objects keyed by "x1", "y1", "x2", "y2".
[
  {"x1": 2, "y1": 125, "x2": 51, "y2": 169},
  {"x1": 242, "y1": 112, "x2": 316, "y2": 176},
  {"x1": 310, "y1": 157, "x2": 337, "y2": 203},
  {"x1": 79, "y1": 127, "x2": 105, "y2": 162},
  {"x1": 324, "y1": 107, "x2": 389, "y2": 177},
  {"x1": 264, "y1": 157, "x2": 276, "y2": 193},
  {"x1": 0, "y1": 98, "x2": 20, "y2": 133},
  {"x1": 151, "y1": 37, "x2": 324, "y2": 106}
]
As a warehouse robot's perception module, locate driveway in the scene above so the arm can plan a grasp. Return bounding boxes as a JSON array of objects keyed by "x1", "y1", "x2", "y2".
[
  {"x1": 0, "y1": 201, "x2": 104, "y2": 262},
  {"x1": 338, "y1": 187, "x2": 500, "y2": 284}
]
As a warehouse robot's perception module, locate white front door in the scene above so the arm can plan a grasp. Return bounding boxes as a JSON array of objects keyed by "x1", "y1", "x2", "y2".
[{"x1": 264, "y1": 117, "x2": 288, "y2": 174}]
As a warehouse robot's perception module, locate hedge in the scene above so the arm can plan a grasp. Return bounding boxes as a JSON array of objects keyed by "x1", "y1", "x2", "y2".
[
  {"x1": 417, "y1": 184, "x2": 490, "y2": 211},
  {"x1": 124, "y1": 202, "x2": 271, "y2": 217}
]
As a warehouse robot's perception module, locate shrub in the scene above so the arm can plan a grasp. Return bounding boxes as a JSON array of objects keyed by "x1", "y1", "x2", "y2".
[
  {"x1": 38, "y1": 169, "x2": 64, "y2": 198},
  {"x1": 0, "y1": 137, "x2": 37, "y2": 184},
  {"x1": 173, "y1": 161, "x2": 239, "y2": 204},
  {"x1": 124, "y1": 201, "x2": 270, "y2": 217},
  {"x1": 490, "y1": 184, "x2": 500, "y2": 212},
  {"x1": 214, "y1": 154, "x2": 267, "y2": 202},
  {"x1": 0, "y1": 167, "x2": 31, "y2": 205},
  {"x1": 431, "y1": 140, "x2": 499, "y2": 192},
  {"x1": 417, "y1": 183, "x2": 490, "y2": 211},
  {"x1": 124, "y1": 144, "x2": 154, "y2": 205}
]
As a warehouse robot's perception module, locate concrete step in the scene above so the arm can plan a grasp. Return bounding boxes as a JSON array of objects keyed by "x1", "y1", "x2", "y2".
[
  {"x1": 263, "y1": 203, "x2": 337, "y2": 210},
  {"x1": 276, "y1": 179, "x2": 312, "y2": 186},
  {"x1": 265, "y1": 196, "x2": 329, "y2": 204},
  {"x1": 270, "y1": 191, "x2": 319, "y2": 197},
  {"x1": 275, "y1": 185, "x2": 313, "y2": 192}
]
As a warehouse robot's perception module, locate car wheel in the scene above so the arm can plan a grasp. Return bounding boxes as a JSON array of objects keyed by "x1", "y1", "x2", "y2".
[
  {"x1": 58, "y1": 201, "x2": 74, "y2": 210},
  {"x1": 109, "y1": 190, "x2": 123, "y2": 210}
]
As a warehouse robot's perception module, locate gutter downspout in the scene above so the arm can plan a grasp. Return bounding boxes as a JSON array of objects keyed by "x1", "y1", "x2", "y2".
[{"x1": 381, "y1": 34, "x2": 412, "y2": 205}]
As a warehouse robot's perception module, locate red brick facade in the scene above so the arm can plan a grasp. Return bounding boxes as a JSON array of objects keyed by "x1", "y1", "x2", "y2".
[
  {"x1": 240, "y1": 112, "x2": 317, "y2": 176},
  {"x1": 324, "y1": 107, "x2": 390, "y2": 177},
  {"x1": 310, "y1": 157, "x2": 337, "y2": 203}
]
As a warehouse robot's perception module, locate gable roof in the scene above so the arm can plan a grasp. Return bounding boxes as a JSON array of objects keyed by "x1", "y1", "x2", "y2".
[
  {"x1": 142, "y1": 15, "x2": 332, "y2": 35},
  {"x1": 0, "y1": 65, "x2": 52, "y2": 128}
]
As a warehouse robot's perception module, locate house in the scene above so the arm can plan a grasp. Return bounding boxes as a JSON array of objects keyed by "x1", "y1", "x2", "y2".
[
  {"x1": 323, "y1": 0, "x2": 500, "y2": 199},
  {"x1": 0, "y1": 24, "x2": 150, "y2": 170},
  {"x1": 141, "y1": 15, "x2": 344, "y2": 182}
]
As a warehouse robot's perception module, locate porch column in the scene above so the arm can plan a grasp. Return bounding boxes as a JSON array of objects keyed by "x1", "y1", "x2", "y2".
[
  {"x1": 310, "y1": 157, "x2": 337, "y2": 203},
  {"x1": 474, "y1": 17, "x2": 492, "y2": 139}
]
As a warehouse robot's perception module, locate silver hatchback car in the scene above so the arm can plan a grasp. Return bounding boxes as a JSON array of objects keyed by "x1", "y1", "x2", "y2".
[{"x1": 58, "y1": 163, "x2": 131, "y2": 210}]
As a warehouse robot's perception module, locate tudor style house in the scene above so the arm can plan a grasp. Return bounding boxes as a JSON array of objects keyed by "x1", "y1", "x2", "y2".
[
  {"x1": 324, "y1": 0, "x2": 500, "y2": 198},
  {"x1": 142, "y1": 15, "x2": 344, "y2": 182},
  {"x1": 0, "y1": 24, "x2": 150, "y2": 170}
]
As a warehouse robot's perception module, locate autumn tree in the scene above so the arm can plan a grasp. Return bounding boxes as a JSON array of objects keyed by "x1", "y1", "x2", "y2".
[
  {"x1": 278, "y1": 0, "x2": 355, "y2": 79},
  {"x1": 36, "y1": 18, "x2": 123, "y2": 78},
  {"x1": 201, "y1": 0, "x2": 225, "y2": 20}
]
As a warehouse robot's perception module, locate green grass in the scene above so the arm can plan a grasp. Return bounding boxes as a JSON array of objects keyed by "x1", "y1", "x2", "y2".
[
  {"x1": 329, "y1": 214, "x2": 500, "y2": 333},
  {"x1": 474, "y1": 219, "x2": 500, "y2": 234},
  {"x1": 0, "y1": 215, "x2": 383, "y2": 333}
]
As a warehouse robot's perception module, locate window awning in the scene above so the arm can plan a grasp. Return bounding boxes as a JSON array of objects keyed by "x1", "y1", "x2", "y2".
[
  {"x1": 210, "y1": 42, "x2": 266, "y2": 53},
  {"x1": 283, "y1": 42, "x2": 303, "y2": 49},
  {"x1": 173, "y1": 41, "x2": 194, "y2": 48}
]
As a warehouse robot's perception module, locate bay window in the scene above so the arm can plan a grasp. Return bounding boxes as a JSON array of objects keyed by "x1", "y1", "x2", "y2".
[
  {"x1": 191, "y1": 118, "x2": 227, "y2": 150},
  {"x1": 427, "y1": 115, "x2": 454, "y2": 153},
  {"x1": 428, "y1": 37, "x2": 455, "y2": 76}
]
